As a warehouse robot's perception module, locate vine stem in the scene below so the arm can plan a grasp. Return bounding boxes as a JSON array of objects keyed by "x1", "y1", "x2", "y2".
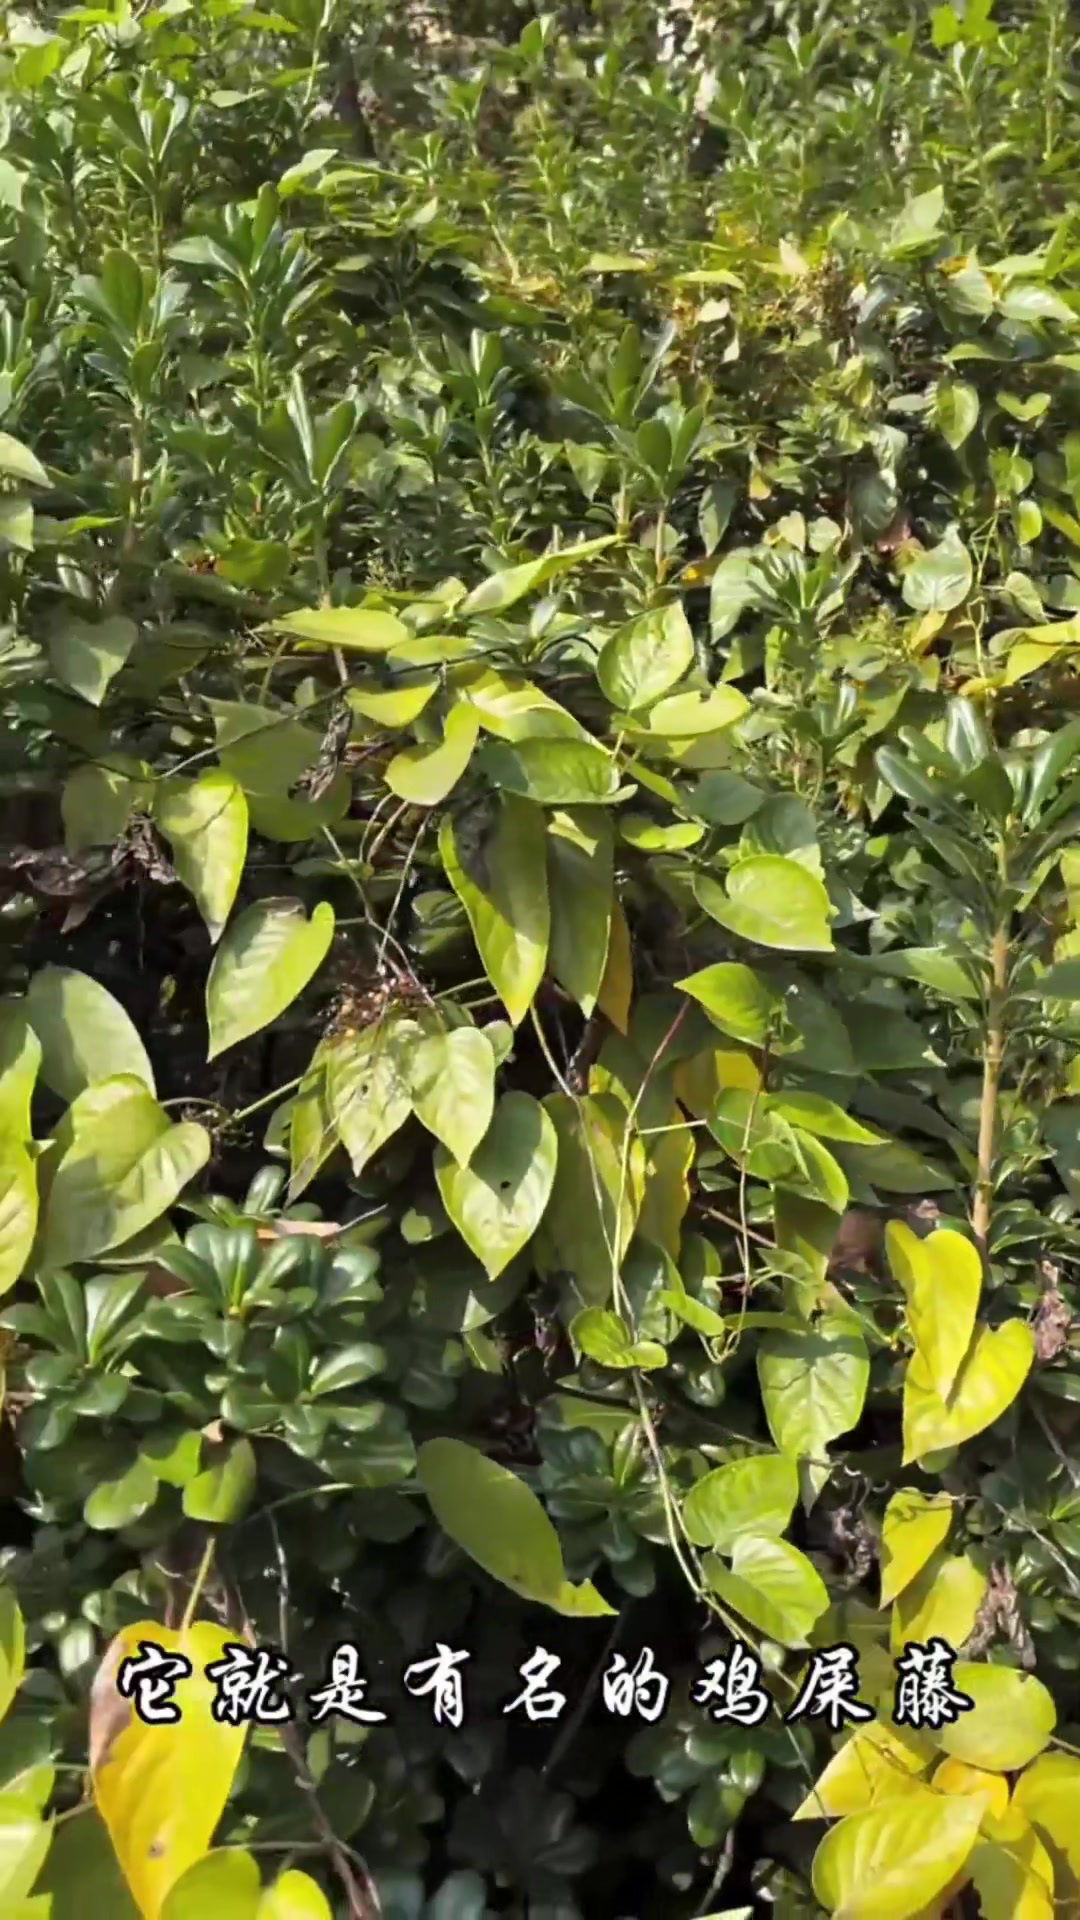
[
  {"x1": 180, "y1": 1536, "x2": 216, "y2": 1632},
  {"x1": 972, "y1": 919, "x2": 1009, "y2": 1260}
]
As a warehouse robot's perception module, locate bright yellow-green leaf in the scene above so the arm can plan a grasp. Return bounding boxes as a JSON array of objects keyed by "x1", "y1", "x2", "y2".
[
  {"x1": 182, "y1": 1438, "x2": 256, "y2": 1524},
  {"x1": 758, "y1": 1319, "x2": 869, "y2": 1460},
  {"x1": 452, "y1": 664, "x2": 587, "y2": 741},
  {"x1": 684, "y1": 1453, "x2": 799, "y2": 1554},
  {"x1": 812, "y1": 1785, "x2": 983, "y2": 1918},
  {"x1": 706, "y1": 1534, "x2": 829, "y2": 1648},
  {"x1": 931, "y1": 1758, "x2": 1009, "y2": 1820},
  {"x1": 459, "y1": 535, "x2": 615, "y2": 616},
  {"x1": 37, "y1": 1079, "x2": 210, "y2": 1271},
  {"x1": 439, "y1": 796, "x2": 549, "y2": 1027},
  {"x1": 154, "y1": 771, "x2": 249, "y2": 943},
  {"x1": 347, "y1": 676, "x2": 437, "y2": 727},
  {"x1": 0, "y1": 1004, "x2": 40, "y2": 1140},
  {"x1": 939, "y1": 1664, "x2": 1056, "y2": 1772},
  {"x1": 644, "y1": 683, "x2": 750, "y2": 735},
  {"x1": 675, "y1": 961, "x2": 784, "y2": 1046},
  {"x1": 266, "y1": 605, "x2": 409, "y2": 651},
  {"x1": 384, "y1": 700, "x2": 479, "y2": 805},
  {"x1": 890, "y1": 1549, "x2": 986, "y2": 1655},
  {"x1": 695, "y1": 855, "x2": 834, "y2": 952},
  {"x1": 638, "y1": 1115, "x2": 694, "y2": 1256},
  {"x1": 258, "y1": 1869, "x2": 334, "y2": 1918},
  {"x1": 435, "y1": 1090, "x2": 557, "y2": 1279},
  {"x1": 968, "y1": 1807, "x2": 1055, "y2": 1920},
  {"x1": 794, "y1": 1722, "x2": 929, "y2": 1820},
  {"x1": 570, "y1": 1306, "x2": 667, "y2": 1369},
  {"x1": 408, "y1": 1025, "x2": 495, "y2": 1166},
  {"x1": 0, "y1": 1792, "x2": 51, "y2": 1907},
  {"x1": 879, "y1": 1490, "x2": 954, "y2": 1607},
  {"x1": 206, "y1": 899, "x2": 335, "y2": 1059},
  {"x1": 999, "y1": 613, "x2": 1080, "y2": 687},
  {"x1": 902, "y1": 1320, "x2": 1035, "y2": 1464},
  {"x1": 1012, "y1": 1752, "x2": 1080, "y2": 1895},
  {"x1": 596, "y1": 601, "x2": 695, "y2": 712},
  {"x1": 0, "y1": 1587, "x2": 25, "y2": 1722},
  {"x1": 162, "y1": 1847, "x2": 260, "y2": 1917},
  {"x1": 26, "y1": 965, "x2": 154, "y2": 1101},
  {"x1": 92, "y1": 1620, "x2": 248, "y2": 1918},
  {"x1": 887, "y1": 1223, "x2": 981, "y2": 1401},
  {"x1": 0, "y1": 1140, "x2": 36, "y2": 1296}
]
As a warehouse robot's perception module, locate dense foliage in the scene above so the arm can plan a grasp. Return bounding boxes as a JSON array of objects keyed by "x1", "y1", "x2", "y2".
[{"x1": 1, "y1": 0, "x2": 1080, "y2": 1914}]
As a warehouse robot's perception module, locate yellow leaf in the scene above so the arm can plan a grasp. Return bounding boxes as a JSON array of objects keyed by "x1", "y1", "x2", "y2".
[
  {"x1": 383, "y1": 701, "x2": 479, "y2": 806},
  {"x1": 91, "y1": 1620, "x2": 247, "y2": 1918},
  {"x1": 638, "y1": 1111, "x2": 694, "y2": 1256},
  {"x1": 887, "y1": 1223, "x2": 981, "y2": 1401},
  {"x1": 998, "y1": 614, "x2": 1080, "y2": 687},
  {"x1": 939, "y1": 1664, "x2": 1056, "y2": 1773},
  {"x1": 890, "y1": 1549, "x2": 987, "y2": 1655},
  {"x1": 932, "y1": 1758, "x2": 1010, "y2": 1823},
  {"x1": 812, "y1": 1785, "x2": 983, "y2": 1918},
  {"x1": 902, "y1": 1319, "x2": 1035, "y2": 1464},
  {"x1": 596, "y1": 895, "x2": 632, "y2": 1034},
  {"x1": 969, "y1": 1807, "x2": 1056, "y2": 1920},
  {"x1": 673, "y1": 1047, "x2": 760, "y2": 1117},
  {"x1": 1011, "y1": 1753, "x2": 1080, "y2": 1899},
  {"x1": 879, "y1": 1490, "x2": 954, "y2": 1607},
  {"x1": 794, "y1": 1721, "x2": 929, "y2": 1820}
]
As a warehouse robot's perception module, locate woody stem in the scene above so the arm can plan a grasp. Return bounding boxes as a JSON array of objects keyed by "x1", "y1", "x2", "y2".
[
  {"x1": 973, "y1": 918, "x2": 1009, "y2": 1261},
  {"x1": 180, "y1": 1537, "x2": 216, "y2": 1632}
]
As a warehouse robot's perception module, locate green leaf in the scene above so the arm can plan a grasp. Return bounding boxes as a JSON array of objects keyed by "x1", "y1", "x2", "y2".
[
  {"x1": 458, "y1": 536, "x2": 615, "y2": 615},
  {"x1": 643, "y1": 684, "x2": 749, "y2": 736},
  {"x1": 440, "y1": 797, "x2": 549, "y2": 1027},
  {"x1": 596, "y1": 601, "x2": 695, "y2": 711},
  {"x1": 939, "y1": 1664, "x2": 1056, "y2": 1772},
  {"x1": 967, "y1": 1808, "x2": 1055, "y2": 1920},
  {"x1": 812, "y1": 1786, "x2": 982, "y2": 1918},
  {"x1": 546, "y1": 810, "x2": 613, "y2": 1016},
  {"x1": 0, "y1": 1792, "x2": 52, "y2": 1906},
  {"x1": 154, "y1": 771, "x2": 249, "y2": 943},
  {"x1": 683, "y1": 1453, "x2": 799, "y2": 1552},
  {"x1": 37, "y1": 1079, "x2": 211, "y2": 1270},
  {"x1": 266, "y1": 606, "x2": 408, "y2": 651},
  {"x1": 758, "y1": 1321, "x2": 869, "y2": 1460},
  {"x1": 417, "y1": 1436, "x2": 614, "y2": 1612},
  {"x1": 570, "y1": 1307, "x2": 666, "y2": 1369},
  {"x1": 183, "y1": 1438, "x2": 257, "y2": 1523},
  {"x1": 695, "y1": 857, "x2": 834, "y2": 952},
  {"x1": 0, "y1": 432, "x2": 48, "y2": 487},
  {"x1": 84, "y1": 1457, "x2": 159, "y2": 1531},
  {"x1": 706, "y1": 1534, "x2": 829, "y2": 1647},
  {"x1": 0, "y1": 1589, "x2": 25, "y2": 1722},
  {"x1": 62, "y1": 760, "x2": 147, "y2": 854},
  {"x1": 0, "y1": 1141, "x2": 37, "y2": 1297},
  {"x1": 384, "y1": 702, "x2": 480, "y2": 806},
  {"x1": 162, "y1": 1848, "x2": 260, "y2": 1918},
  {"x1": 888, "y1": 184, "x2": 945, "y2": 254},
  {"x1": 47, "y1": 615, "x2": 138, "y2": 706},
  {"x1": 0, "y1": 1005, "x2": 41, "y2": 1139},
  {"x1": 768, "y1": 1093, "x2": 883, "y2": 1146},
  {"x1": 206, "y1": 900, "x2": 335, "y2": 1059},
  {"x1": 435, "y1": 1091, "x2": 557, "y2": 1279},
  {"x1": 258, "y1": 1869, "x2": 334, "y2": 1918},
  {"x1": 26, "y1": 966, "x2": 154, "y2": 1101},
  {"x1": 408, "y1": 1026, "x2": 495, "y2": 1167},
  {"x1": 326, "y1": 1020, "x2": 414, "y2": 1179},
  {"x1": 878, "y1": 1489, "x2": 954, "y2": 1607},
  {"x1": 675, "y1": 963, "x2": 784, "y2": 1045},
  {"x1": 538, "y1": 1092, "x2": 643, "y2": 1304},
  {"x1": 887, "y1": 1222, "x2": 981, "y2": 1401},
  {"x1": 477, "y1": 736, "x2": 625, "y2": 806},
  {"x1": 901, "y1": 526, "x2": 973, "y2": 613},
  {"x1": 902, "y1": 1319, "x2": 1034, "y2": 1463},
  {"x1": 934, "y1": 381, "x2": 980, "y2": 450}
]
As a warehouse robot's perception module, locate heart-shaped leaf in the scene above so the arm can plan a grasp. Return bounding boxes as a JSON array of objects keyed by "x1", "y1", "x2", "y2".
[
  {"x1": 902, "y1": 1319, "x2": 1034, "y2": 1463},
  {"x1": 436, "y1": 1091, "x2": 557, "y2": 1278}
]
